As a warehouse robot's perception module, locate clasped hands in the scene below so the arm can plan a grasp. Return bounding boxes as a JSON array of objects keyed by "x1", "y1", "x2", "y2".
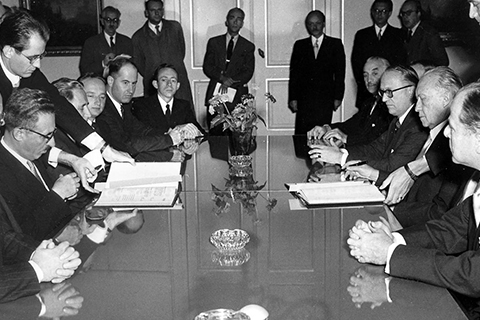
[
  {"x1": 307, "y1": 124, "x2": 346, "y2": 147},
  {"x1": 168, "y1": 123, "x2": 202, "y2": 145},
  {"x1": 347, "y1": 218, "x2": 394, "y2": 265},
  {"x1": 347, "y1": 265, "x2": 390, "y2": 309}
]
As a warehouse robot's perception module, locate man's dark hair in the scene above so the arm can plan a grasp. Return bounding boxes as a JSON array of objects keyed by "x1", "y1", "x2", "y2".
[
  {"x1": 153, "y1": 63, "x2": 178, "y2": 81},
  {"x1": 383, "y1": 65, "x2": 419, "y2": 103},
  {"x1": 145, "y1": 0, "x2": 164, "y2": 11},
  {"x1": 4, "y1": 88, "x2": 54, "y2": 130},
  {"x1": 78, "y1": 72, "x2": 107, "y2": 86},
  {"x1": 305, "y1": 10, "x2": 325, "y2": 25},
  {"x1": 105, "y1": 55, "x2": 137, "y2": 78},
  {"x1": 0, "y1": 9, "x2": 50, "y2": 51},
  {"x1": 457, "y1": 82, "x2": 480, "y2": 134},
  {"x1": 371, "y1": 0, "x2": 393, "y2": 12},
  {"x1": 226, "y1": 7, "x2": 245, "y2": 19},
  {"x1": 101, "y1": 6, "x2": 121, "y2": 19}
]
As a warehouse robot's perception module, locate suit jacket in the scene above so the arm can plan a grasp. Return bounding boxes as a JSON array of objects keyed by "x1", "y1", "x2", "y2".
[
  {"x1": 203, "y1": 34, "x2": 255, "y2": 106},
  {"x1": 289, "y1": 35, "x2": 346, "y2": 133},
  {"x1": 404, "y1": 21, "x2": 449, "y2": 66},
  {"x1": 132, "y1": 95, "x2": 203, "y2": 134},
  {"x1": 0, "y1": 66, "x2": 97, "y2": 146},
  {"x1": 96, "y1": 95, "x2": 174, "y2": 159},
  {"x1": 351, "y1": 24, "x2": 407, "y2": 86},
  {"x1": 393, "y1": 125, "x2": 474, "y2": 227},
  {"x1": 347, "y1": 107, "x2": 428, "y2": 185},
  {"x1": 0, "y1": 144, "x2": 73, "y2": 241},
  {"x1": 331, "y1": 96, "x2": 393, "y2": 146},
  {"x1": 390, "y1": 196, "x2": 480, "y2": 297},
  {"x1": 79, "y1": 32, "x2": 133, "y2": 76}
]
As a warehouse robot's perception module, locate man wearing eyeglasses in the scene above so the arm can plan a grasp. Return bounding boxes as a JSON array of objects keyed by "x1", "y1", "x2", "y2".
[
  {"x1": 399, "y1": 0, "x2": 449, "y2": 66},
  {"x1": 80, "y1": 6, "x2": 133, "y2": 76},
  {"x1": 351, "y1": 0, "x2": 407, "y2": 108},
  {"x1": 309, "y1": 65, "x2": 428, "y2": 186}
]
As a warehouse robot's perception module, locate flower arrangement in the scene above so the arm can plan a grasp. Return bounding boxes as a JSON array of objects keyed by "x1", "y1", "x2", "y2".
[
  {"x1": 211, "y1": 174, "x2": 277, "y2": 224},
  {"x1": 208, "y1": 93, "x2": 271, "y2": 132}
]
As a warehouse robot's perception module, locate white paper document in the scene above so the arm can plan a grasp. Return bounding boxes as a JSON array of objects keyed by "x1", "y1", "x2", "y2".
[{"x1": 214, "y1": 83, "x2": 237, "y2": 102}]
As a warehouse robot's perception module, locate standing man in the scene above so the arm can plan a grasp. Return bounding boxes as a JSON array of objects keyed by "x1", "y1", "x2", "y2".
[
  {"x1": 79, "y1": 6, "x2": 133, "y2": 76},
  {"x1": 351, "y1": 0, "x2": 406, "y2": 108},
  {"x1": 288, "y1": 10, "x2": 346, "y2": 136},
  {"x1": 203, "y1": 7, "x2": 255, "y2": 133},
  {"x1": 132, "y1": 0, "x2": 193, "y2": 108},
  {"x1": 400, "y1": 0, "x2": 449, "y2": 66}
]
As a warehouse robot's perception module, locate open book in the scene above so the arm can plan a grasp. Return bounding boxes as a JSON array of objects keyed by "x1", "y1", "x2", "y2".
[
  {"x1": 94, "y1": 162, "x2": 182, "y2": 208},
  {"x1": 286, "y1": 180, "x2": 385, "y2": 207}
]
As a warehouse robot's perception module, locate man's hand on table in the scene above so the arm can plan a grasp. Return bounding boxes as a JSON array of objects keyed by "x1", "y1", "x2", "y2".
[
  {"x1": 347, "y1": 219, "x2": 394, "y2": 265},
  {"x1": 380, "y1": 166, "x2": 415, "y2": 205},
  {"x1": 323, "y1": 128, "x2": 347, "y2": 146},
  {"x1": 307, "y1": 125, "x2": 330, "y2": 140},
  {"x1": 308, "y1": 145, "x2": 343, "y2": 164},
  {"x1": 344, "y1": 162, "x2": 379, "y2": 182},
  {"x1": 102, "y1": 145, "x2": 135, "y2": 165}
]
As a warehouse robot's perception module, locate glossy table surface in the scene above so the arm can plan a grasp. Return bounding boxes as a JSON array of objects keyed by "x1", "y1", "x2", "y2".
[{"x1": 0, "y1": 136, "x2": 468, "y2": 319}]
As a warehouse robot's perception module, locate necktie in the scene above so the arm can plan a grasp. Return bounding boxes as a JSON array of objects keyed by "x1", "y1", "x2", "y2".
[
  {"x1": 394, "y1": 119, "x2": 401, "y2": 132},
  {"x1": 120, "y1": 105, "x2": 125, "y2": 119},
  {"x1": 226, "y1": 37, "x2": 234, "y2": 70},
  {"x1": 377, "y1": 29, "x2": 382, "y2": 40},
  {"x1": 406, "y1": 29, "x2": 413, "y2": 43},
  {"x1": 110, "y1": 36, "x2": 115, "y2": 49},
  {"x1": 27, "y1": 160, "x2": 43, "y2": 184},
  {"x1": 165, "y1": 104, "x2": 171, "y2": 124},
  {"x1": 155, "y1": 25, "x2": 160, "y2": 35},
  {"x1": 314, "y1": 39, "x2": 319, "y2": 58}
]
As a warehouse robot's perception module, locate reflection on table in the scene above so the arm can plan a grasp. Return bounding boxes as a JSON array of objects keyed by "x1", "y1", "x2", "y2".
[{"x1": 0, "y1": 136, "x2": 468, "y2": 319}]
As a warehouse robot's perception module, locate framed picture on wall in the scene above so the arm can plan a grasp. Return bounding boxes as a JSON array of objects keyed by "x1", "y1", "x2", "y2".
[{"x1": 20, "y1": 0, "x2": 103, "y2": 56}]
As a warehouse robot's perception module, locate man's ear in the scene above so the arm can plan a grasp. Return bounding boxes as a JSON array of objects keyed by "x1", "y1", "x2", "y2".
[
  {"x1": 152, "y1": 80, "x2": 158, "y2": 90},
  {"x1": 144, "y1": 10, "x2": 148, "y2": 19},
  {"x1": 11, "y1": 127, "x2": 24, "y2": 142},
  {"x1": 107, "y1": 75, "x2": 114, "y2": 87},
  {"x1": 2, "y1": 45, "x2": 15, "y2": 59},
  {"x1": 176, "y1": 82, "x2": 181, "y2": 91}
]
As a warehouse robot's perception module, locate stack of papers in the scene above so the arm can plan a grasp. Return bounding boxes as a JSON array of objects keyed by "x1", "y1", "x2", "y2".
[
  {"x1": 286, "y1": 180, "x2": 385, "y2": 207},
  {"x1": 94, "y1": 162, "x2": 182, "y2": 208}
]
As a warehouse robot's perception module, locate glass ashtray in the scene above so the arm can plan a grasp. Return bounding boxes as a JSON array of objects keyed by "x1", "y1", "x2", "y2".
[
  {"x1": 211, "y1": 248, "x2": 251, "y2": 267},
  {"x1": 228, "y1": 155, "x2": 253, "y2": 167},
  {"x1": 194, "y1": 309, "x2": 250, "y2": 320},
  {"x1": 210, "y1": 229, "x2": 250, "y2": 250}
]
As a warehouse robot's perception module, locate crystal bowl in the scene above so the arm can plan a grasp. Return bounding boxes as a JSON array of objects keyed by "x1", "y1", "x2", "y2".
[
  {"x1": 210, "y1": 229, "x2": 250, "y2": 250},
  {"x1": 211, "y1": 248, "x2": 251, "y2": 267},
  {"x1": 194, "y1": 309, "x2": 250, "y2": 320},
  {"x1": 228, "y1": 155, "x2": 253, "y2": 167}
]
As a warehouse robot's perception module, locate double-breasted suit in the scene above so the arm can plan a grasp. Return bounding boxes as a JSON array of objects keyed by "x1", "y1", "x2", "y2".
[
  {"x1": 404, "y1": 21, "x2": 449, "y2": 66},
  {"x1": 288, "y1": 35, "x2": 346, "y2": 134}
]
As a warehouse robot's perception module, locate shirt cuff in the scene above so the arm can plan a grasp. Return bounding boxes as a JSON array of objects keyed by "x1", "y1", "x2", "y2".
[
  {"x1": 384, "y1": 232, "x2": 406, "y2": 274},
  {"x1": 87, "y1": 224, "x2": 109, "y2": 243},
  {"x1": 47, "y1": 147, "x2": 62, "y2": 168},
  {"x1": 28, "y1": 260, "x2": 44, "y2": 283},
  {"x1": 36, "y1": 293, "x2": 47, "y2": 316},
  {"x1": 81, "y1": 132, "x2": 104, "y2": 151},
  {"x1": 340, "y1": 149, "x2": 349, "y2": 166}
]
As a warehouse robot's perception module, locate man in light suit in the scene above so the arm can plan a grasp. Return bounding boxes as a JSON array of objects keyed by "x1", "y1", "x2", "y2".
[
  {"x1": 347, "y1": 82, "x2": 480, "y2": 297},
  {"x1": 310, "y1": 65, "x2": 428, "y2": 186},
  {"x1": 79, "y1": 6, "x2": 133, "y2": 76},
  {"x1": 399, "y1": 0, "x2": 449, "y2": 66},
  {"x1": 203, "y1": 7, "x2": 255, "y2": 134},
  {"x1": 288, "y1": 10, "x2": 346, "y2": 135},
  {"x1": 351, "y1": 0, "x2": 407, "y2": 108},
  {"x1": 133, "y1": 63, "x2": 203, "y2": 135}
]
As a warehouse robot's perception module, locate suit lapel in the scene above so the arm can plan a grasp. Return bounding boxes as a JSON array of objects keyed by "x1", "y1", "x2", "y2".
[{"x1": 0, "y1": 64, "x2": 13, "y2": 103}]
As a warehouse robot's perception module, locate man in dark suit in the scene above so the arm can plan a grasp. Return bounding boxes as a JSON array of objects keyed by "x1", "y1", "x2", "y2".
[
  {"x1": 347, "y1": 82, "x2": 480, "y2": 297},
  {"x1": 203, "y1": 7, "x2": 255, "y2": 134},
  {"x1": 96, "y1": 56, "x2": 196, "y2": 162},
  {"x1": 310, "y1": 65, "x2": 428, "y2": 186},
  {"x1": 133, "y1": 63, "x2": 203, "y2": 135},
  {"x1": 79, "y1": 6, "x2": 133, "y2": 76},
  {"x1": 308, "y1": 56, "x2": 393, "y2": 146},
  {"x1": 400, "y1": 0, "x2": 449, "y2": 66},
  {"x1": 0, "y1": 10, "x2": 134, "y2": 187},
  {"x1": 380, "y1": 67, "x2": 471, "y2": 227},
  {"x1": 351, "y1": 0, "x2": 407, "y2": 108},
  {"x1": 289, "y1": 10, "x2": 346, "y2": 135}
]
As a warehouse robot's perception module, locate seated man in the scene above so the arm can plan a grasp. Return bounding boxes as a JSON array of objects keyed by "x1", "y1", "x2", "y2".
[
  {"x1": 309, "y1": 65, "x2": 428, "y2": 186},
  {"x1": 133, "y1": 63, "x2": 203, "y2": 135},
  {"x1": 95, "y1": 56, "x2": 197, "y2": 162},
  {"x1": 308, "y1": 56, "x2": 393, "y2": 146},
  {"x1": 347, "y1": 82, "x2": 480, "y2": 297}
]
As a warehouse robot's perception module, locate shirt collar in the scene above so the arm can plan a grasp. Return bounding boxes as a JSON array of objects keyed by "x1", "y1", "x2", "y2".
[
  {"x1": 410, "y1": 21, "x2": 421, "y2": 34},
  {"x1": 157, "y1": 94, "x2": 174, "y2": 113},
  {"x1": 375, "y1": 24, "x2": 387, "y2": 35},
  {"x1": 148, "y1": 21, "x2": 163, "y2": 34},
  {"x1": 104, "y1": 31, "x2": 116, "y2": 43},
  {"x1": 107, "y1": 91, "x2": 123, "y2": 117},
  {"x1": 429, "y1": 120, "x2": 447, "y2": 140},
  {"x1": 398, "y1": 104, "x2": 414, "y2": 124},
  {"x1": 311, "y1": 34, "x2": 324, "y2": 46},
  {"x1": 0, "y1": 55, "x2": 21, "y2": 87}
]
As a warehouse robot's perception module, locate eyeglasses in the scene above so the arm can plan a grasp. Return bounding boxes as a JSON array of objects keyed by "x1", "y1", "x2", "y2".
[
  {"x1": 103, "y1": 17, "x2": 119, "y2": 24},
  {"x1": 378, "y1": 85, "x2": 414, "y2": 98},
  {"x1": 372, "y1": 9, "x2": 389, "y2": 15},
  {"x1": 399, "y1": 10, "x2": 418, "y2": 17},
  {"x1": 15, "y1": 49, "x2": 47, "y2": 65},
  {"x1": 22, "y1": 127, "x2": 57, "y2": 141}
]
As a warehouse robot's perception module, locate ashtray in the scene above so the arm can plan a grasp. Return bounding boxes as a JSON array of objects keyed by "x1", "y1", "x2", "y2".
[
  {"x1": 228, "y1": 155, "x2": 253, "y2": 167},
  {"x1": 210, "y1": 229, "x2": 250, "y2": 250},
  {"x1": 194, "y1": 309, "x2": 250, "y2": 320}
]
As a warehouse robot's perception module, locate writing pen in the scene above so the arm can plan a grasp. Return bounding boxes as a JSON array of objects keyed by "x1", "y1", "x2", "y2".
[{"x1": 347, "y1": 160, "x2": 368, "y2": 167}]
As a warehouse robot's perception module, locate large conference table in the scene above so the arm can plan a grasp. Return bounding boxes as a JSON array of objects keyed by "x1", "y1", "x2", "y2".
[{"x1": 0, "y1": 136, "x2": 470, "y2": 319}]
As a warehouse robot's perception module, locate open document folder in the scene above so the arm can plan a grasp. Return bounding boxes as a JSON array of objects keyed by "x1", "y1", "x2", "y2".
[
  {"x1": 286, "y1": 180, "x2": 385, "y2": 207},
  {"x1": 94, "y1": 162, "x2": 182, "y2": 208}
]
